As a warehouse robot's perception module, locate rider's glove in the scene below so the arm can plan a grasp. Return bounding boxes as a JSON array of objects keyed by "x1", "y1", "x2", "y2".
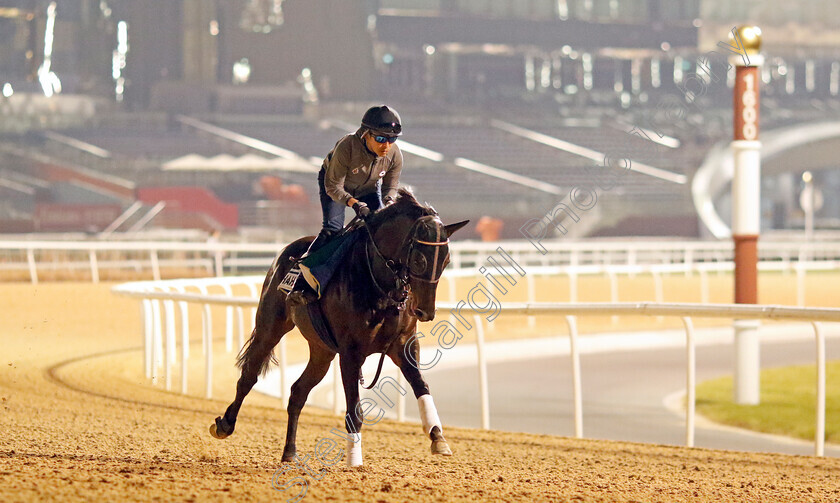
[{"x1": 352, "y1": 201, "x2": 371, "y2": 219}]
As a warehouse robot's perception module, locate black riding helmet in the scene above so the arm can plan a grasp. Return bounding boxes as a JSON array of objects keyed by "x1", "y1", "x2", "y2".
[{"x1": 361, "y1": 105, "x2": 402, "y2": 136}]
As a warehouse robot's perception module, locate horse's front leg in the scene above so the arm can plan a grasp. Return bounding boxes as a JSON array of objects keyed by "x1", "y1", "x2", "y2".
[
  {"x1": 339, "y1": 351, "x2": 365, "y2": 467},
  {"x1": 390, "y1": 340, "x2": 453, "y2": 456}
]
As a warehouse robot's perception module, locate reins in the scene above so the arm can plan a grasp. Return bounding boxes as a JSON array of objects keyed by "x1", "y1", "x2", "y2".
[
  {"x1": 362, "y1": 337, "x2": 396, "y2": 390},
  {"x1": 358, "y1": 215, "x2": 449, "y2": 390},
  {"x1": 361, "y1": 224, "x2": 410, "y2": 308}
]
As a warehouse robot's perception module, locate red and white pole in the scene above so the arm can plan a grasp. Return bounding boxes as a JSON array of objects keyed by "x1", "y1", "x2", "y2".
[{"x1": 731, "y1": 26, "x2": 763, "y2": 405}]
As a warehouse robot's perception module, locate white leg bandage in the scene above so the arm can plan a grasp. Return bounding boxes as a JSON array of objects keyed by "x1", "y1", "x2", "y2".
[
  {"x1": 345, "y1": 432, "x2": 363, "y2": 467},
  {"x1": 417, "y1": 394, "x2": 442, "y2": 435}
]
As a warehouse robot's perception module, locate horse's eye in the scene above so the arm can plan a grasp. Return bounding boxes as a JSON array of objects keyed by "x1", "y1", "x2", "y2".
[{"x1": 410, "y1": 252, "x2": 428, "y2": 274}]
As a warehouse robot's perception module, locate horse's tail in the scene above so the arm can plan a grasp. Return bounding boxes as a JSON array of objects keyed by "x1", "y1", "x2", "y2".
[
  {"x1": 234, "y1": 327, "x2": 278, "y2": 376},
  {"x1": 234, "y1": 253, "x2": 289, "y2": 376}
]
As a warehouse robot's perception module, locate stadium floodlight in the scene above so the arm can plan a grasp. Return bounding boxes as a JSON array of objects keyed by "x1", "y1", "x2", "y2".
[
  {"x1": 37, "y1": 2, "x2": 61, "y2": 98},
  {"x1": 112, "y1": 20, "x2": 128, "y2": 102},
  {"x1": 233, "y1": 58, "x2": 251, "y2": 85}
]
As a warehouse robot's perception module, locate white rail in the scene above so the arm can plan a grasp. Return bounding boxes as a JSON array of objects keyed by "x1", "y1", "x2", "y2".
[
  {"x1": 447, "y1": 302, "x2": 837, "y2": 457},
  {"x1": 5, "y1": 239, "x2": 840, "y2": 291},
  {"x1": 113, "y1": 277, "x2": 839, "y2": 457}
]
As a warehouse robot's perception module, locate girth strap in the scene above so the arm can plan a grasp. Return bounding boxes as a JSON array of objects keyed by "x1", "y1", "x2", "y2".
[{"x1": 306, "y1": 301, "x2": 339, "y2": 353}]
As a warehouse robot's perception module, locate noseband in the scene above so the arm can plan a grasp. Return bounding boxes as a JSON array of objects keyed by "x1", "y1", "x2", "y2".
[{"x1": 362, "y1": 215, "x2": 449, "y2": 310}]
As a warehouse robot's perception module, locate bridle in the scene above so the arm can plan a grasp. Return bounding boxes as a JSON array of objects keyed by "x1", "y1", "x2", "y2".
[
  {"x1": 361, "y1": 215, "x2": 449, "y2": 311},
  {"x1": 359, "y1": 214, "x2": 449, "y2": 390}
]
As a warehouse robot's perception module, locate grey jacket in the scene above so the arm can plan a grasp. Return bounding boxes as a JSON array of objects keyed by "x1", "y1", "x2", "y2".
[{"x1": 322, "y1": 129, "x2": 403, "y2": 205}]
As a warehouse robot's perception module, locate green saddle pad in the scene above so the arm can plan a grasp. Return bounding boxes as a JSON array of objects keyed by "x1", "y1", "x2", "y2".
[
  {"x1": 298, "y1": 231, "x2": 360, "y2": 297},
  {"x1": 300, "y1": 232, "x2": 350, "y2": 268}
]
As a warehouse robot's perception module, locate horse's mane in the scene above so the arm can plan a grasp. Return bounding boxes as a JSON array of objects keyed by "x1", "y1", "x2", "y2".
[
  {"x1": 340, "y1": 188, "x2": 436, "y2": 313},
  {"x1": 366, "y1": 188, "x2": 437, "y2": 230}
]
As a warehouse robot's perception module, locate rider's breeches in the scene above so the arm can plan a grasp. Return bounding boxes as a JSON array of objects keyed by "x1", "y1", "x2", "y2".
[{"x1": 318, "y1": 168, "x2": 383, "y2": 232}]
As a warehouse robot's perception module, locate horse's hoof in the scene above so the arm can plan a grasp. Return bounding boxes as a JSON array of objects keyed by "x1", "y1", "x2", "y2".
[
  {"x1": 209, "y1": 416, "x2": 231, "y2": 439},
  {"x1": 209, "y1": 423, "x2": 226, "y2": 439},
  {"x1": 281, "y1": 451, "x2": 296, "y2": 463},
  {"x1": 431, "y1": 439, "x2": 452, "y2": 456}
]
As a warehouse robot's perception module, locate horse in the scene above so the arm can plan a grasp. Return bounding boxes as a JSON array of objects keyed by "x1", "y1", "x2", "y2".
[{"x1": 210, "y1": 188, "x2": 469, "y2": 467}]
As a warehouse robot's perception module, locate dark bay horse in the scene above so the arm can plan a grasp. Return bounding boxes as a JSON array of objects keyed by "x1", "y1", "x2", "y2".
[{"x1": 210, "y1": 189, "x2": 468, "y2": 467}]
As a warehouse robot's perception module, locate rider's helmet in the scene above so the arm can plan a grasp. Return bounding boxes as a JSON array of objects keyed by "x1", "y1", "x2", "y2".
[{"x1": 361, "y1": 105, "x2": 402, "y2": 136}]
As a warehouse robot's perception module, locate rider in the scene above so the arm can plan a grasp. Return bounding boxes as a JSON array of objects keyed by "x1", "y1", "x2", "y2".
[{"x1": 287, "y1": 105, "x2": 404, "y2": 304}]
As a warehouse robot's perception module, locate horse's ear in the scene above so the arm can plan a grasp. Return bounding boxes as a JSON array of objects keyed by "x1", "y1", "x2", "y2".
[{"x1": 444, "y1": 220, "x2": 470, "y2": 238}]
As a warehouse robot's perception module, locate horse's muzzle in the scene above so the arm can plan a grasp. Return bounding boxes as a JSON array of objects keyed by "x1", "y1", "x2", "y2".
[{"x1": 413, "y1": 308, "x2": 435, "y2": 322}]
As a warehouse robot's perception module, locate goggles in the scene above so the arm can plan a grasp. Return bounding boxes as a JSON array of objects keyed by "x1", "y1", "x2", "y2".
[{"x1": 373, "y1": 135, "x2": 398, "y2": 144}]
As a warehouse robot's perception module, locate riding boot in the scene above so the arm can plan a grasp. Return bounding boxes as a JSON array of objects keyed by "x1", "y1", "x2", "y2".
[
  {"x1": 287, "y1": 229, "x2": 336, "y2": 304},
  {"x1": 299, "y1": 229, "x2": 336, "y2": 261}
]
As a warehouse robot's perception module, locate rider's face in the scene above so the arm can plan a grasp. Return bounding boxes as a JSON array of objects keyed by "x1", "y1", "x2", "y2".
[{"x1": 365, "y1": 132, "x2": 394, "y2": 157}]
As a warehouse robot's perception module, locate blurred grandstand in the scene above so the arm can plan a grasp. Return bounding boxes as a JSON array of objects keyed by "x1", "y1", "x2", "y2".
[{"x1": 1, "y1": 0, "x2": 839, "y2": 240}]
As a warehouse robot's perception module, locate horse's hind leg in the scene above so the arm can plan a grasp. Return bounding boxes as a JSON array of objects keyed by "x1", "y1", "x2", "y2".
[
  {"x1": 210, "y1": 318, "x2": 294, "y2": 439},
  {"x1": 282, "y1": 344, "x2": 334, "y2": 462},
  {"x1": 390, "y1": 340, "x2": 453, "y2": 456}
]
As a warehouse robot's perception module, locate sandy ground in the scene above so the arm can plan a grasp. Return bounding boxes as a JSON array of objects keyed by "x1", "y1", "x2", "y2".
[{"x1": 2, "y1": 282, "x2": 840, "y2": 502}]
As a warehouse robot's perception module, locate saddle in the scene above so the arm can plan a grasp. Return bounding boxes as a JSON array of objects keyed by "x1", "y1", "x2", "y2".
[
  {"x1": 278, "y1": 225, "x2": 361, "y2": 354},
  {"x1": 278, "y1": 222, "x2": 361, "y2": 298},
  {"x1": 298, "y1": 231, "x2": 360, "y2": 298}
]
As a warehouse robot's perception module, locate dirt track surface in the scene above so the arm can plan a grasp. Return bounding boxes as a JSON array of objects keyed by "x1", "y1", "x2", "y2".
[{"x1": 2, "y1": 283, "x2": 840, "y2": 502}]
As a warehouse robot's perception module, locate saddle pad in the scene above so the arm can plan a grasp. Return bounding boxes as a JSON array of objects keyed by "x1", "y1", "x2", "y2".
[{"x1": 299, "y1": 232, "x2": 360, "y2": 297}]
